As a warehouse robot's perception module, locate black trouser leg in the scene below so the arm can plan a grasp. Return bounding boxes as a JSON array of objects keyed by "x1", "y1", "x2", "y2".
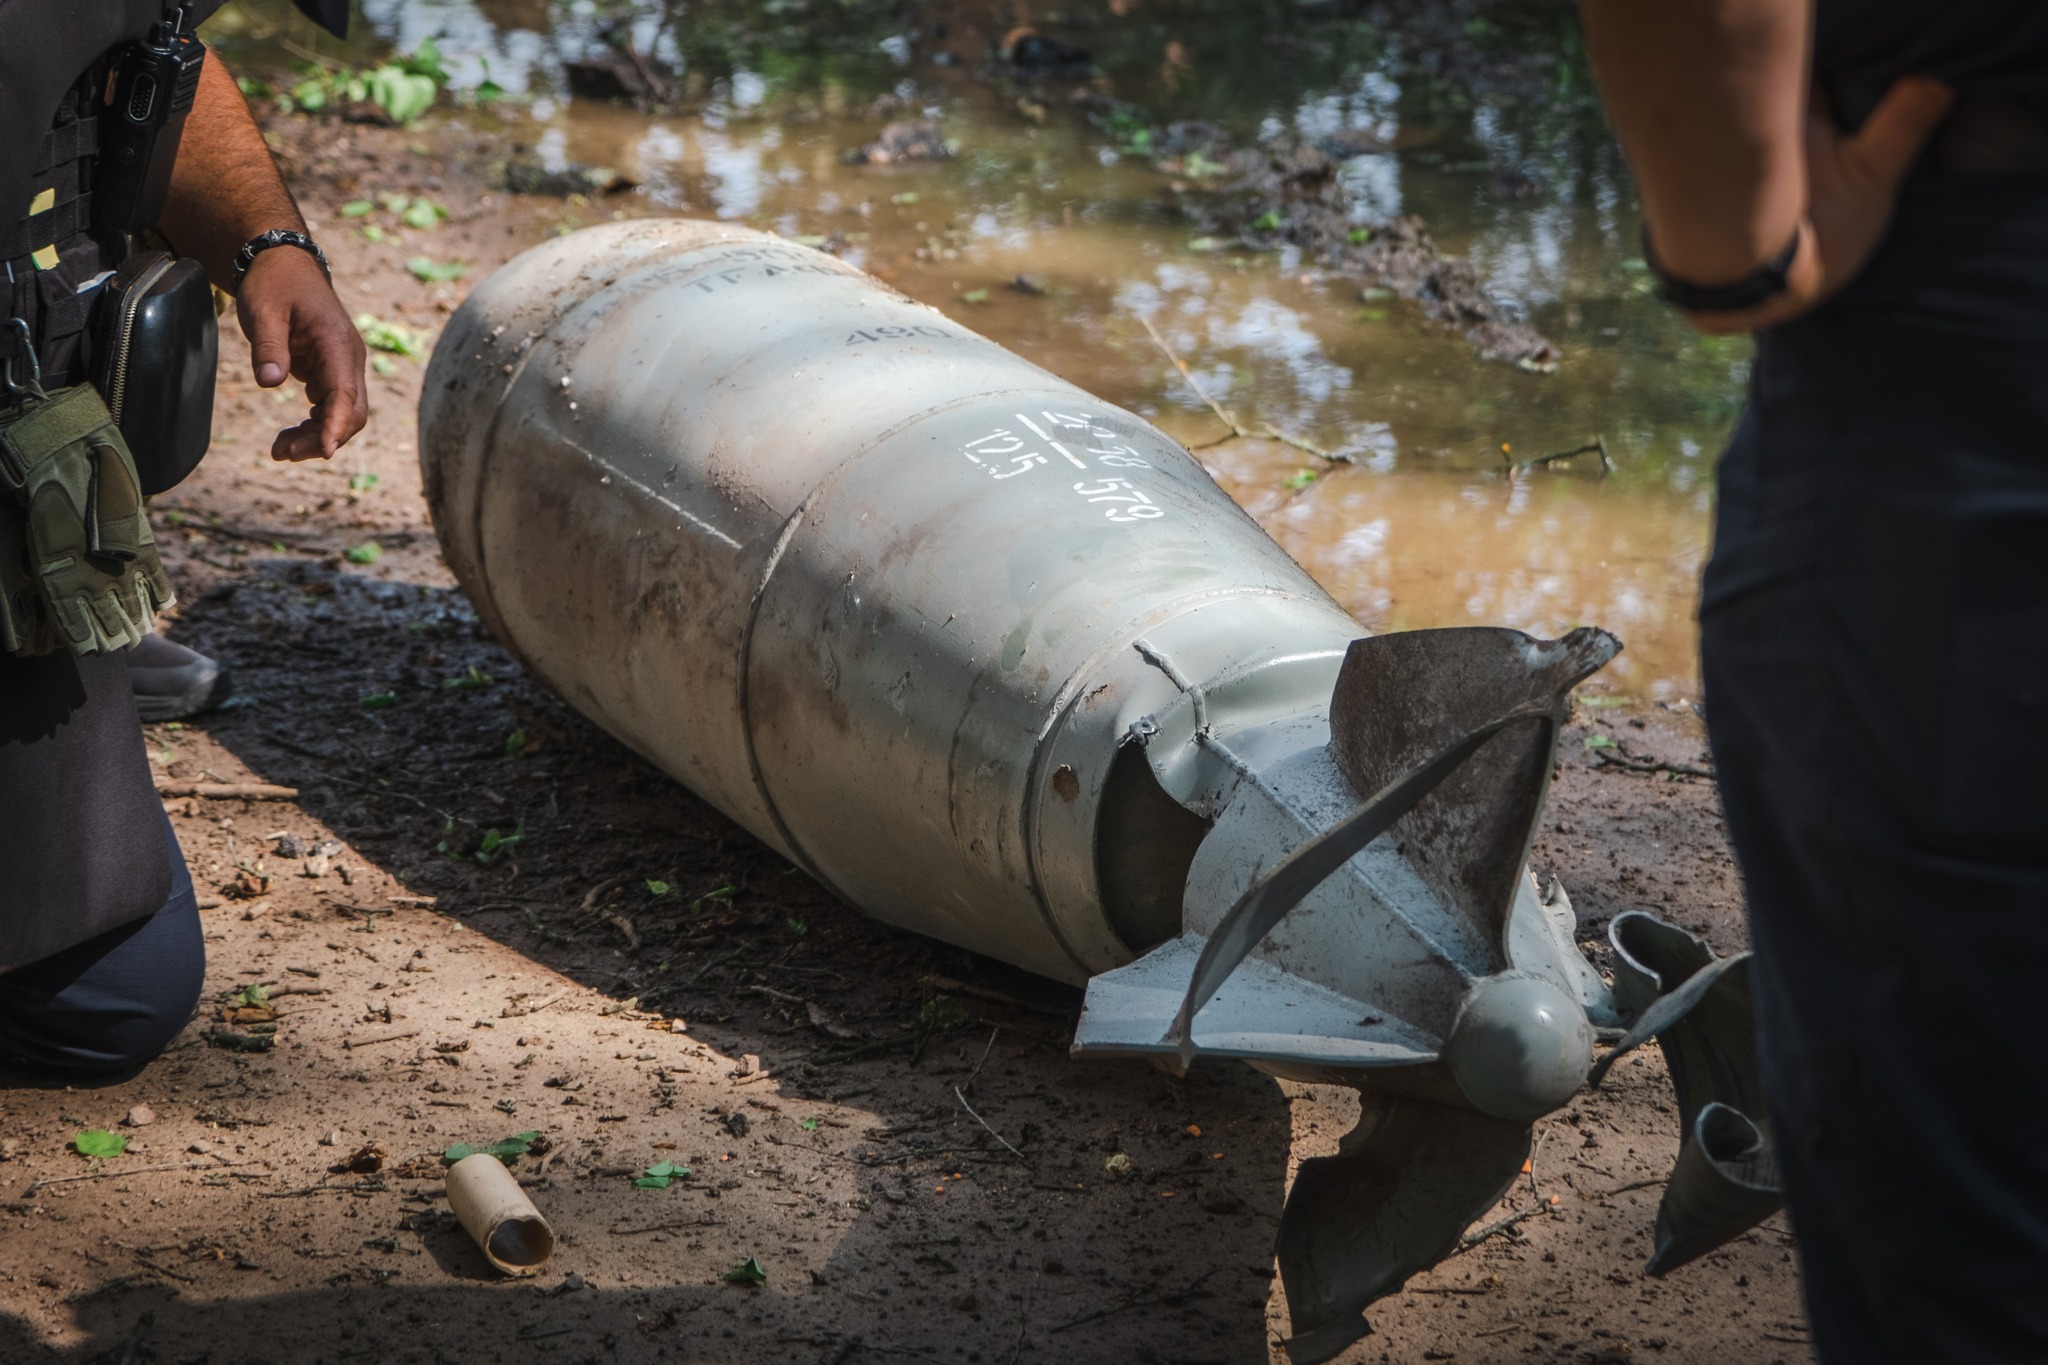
[
  {"x1": 0, "y1": 810, "x2": 205, "y2": 1075},
  {"x1": 1703, "y1": 308, "x2": 2048, "y2": 1364}
]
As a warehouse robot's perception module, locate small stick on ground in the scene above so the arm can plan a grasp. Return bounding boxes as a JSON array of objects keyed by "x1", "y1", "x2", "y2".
[
  {"x1": 154, "y1": 781, "x2": 300, "y2": 801},
  {"x1": 1450, "y1": 1200, "x2": 1562, "y2": 1257},
  {"x1": 22, "y1": 1157, "x2": 257, "y2": 1195},
  {"x1": 608, "y1": 1216, "x2": 725, "y2": 1235},
  {"x1": 343, "y1": 1028, "x2": 422, "y2": 1049},
  {"x1": 580, "y1": 876, "x2": 640, "y2": 951},
  {"x1": 961, "y1": 1027, "x2": 1000, "y2": 1094},
  {"x1": 1048, "y1": 1267, "x2": 1219, "y2": 1333},
  {"x1": 1594, "y1": 1176, "x2": 1665, "y2": 1201},
  {"x1": 953, "y1": 1086, "x2": 1029, "y2": 1164},
  {"x1": 1592, "y1": 749, "x2": 1716, "y2": 781}
]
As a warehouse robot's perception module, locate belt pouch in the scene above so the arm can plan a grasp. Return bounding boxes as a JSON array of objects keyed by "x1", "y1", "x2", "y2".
[
  {"x1": 0, "y1": 382, "x2": 174, "y2": 656},
  {"x1": 92, "y1": 250, "x2": 216, "y2": 496}
]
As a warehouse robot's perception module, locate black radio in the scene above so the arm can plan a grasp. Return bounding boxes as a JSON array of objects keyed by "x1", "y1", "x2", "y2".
[{"x1": 96, "y1": 6, "x2": 206, "y2": 234}]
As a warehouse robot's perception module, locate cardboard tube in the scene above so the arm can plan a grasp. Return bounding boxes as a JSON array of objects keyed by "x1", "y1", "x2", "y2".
[{"x1": 445, "y1": 1153, "x2": 556, "y2": 1276}]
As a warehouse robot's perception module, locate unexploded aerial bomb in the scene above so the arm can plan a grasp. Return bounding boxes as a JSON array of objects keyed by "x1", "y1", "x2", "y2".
[{"x1": 419, "y1": 219, "x2": 1775, "y2": 1360}]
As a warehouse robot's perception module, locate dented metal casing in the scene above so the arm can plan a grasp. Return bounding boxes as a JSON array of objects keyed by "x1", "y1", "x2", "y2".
[{"x1": 420, "y1": 218, "x2": 1363, "y2": 985}]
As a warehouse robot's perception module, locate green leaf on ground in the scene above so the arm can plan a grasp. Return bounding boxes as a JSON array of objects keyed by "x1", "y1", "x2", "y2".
[
  {"x1": 444, "y1": 666, "x2": 494, "y2": 690},
  {"x1": 341, "y1": 200, "x2": 375, "y2": 218},
  {"x1": 1283, "y1": 471, "x2": 1317, "y2": 491},
  {"x1": 406, "y1": 256, "x2": 466, "y2": 283},
  {"x1": 1582, "y1": 734, "x2": 1618, "y2": 750},
  {"x1": 723, "y1": 1255, "x2": 767, "y2": 1284},
  {"x1": 400, "y1": 198, "x2": 449, "y2": 230},
  {"x1": 689, "y1": 884, "x2": 736, "y2": 913},
  {"x1": 1252, "y1": 210, "x2": 1282, "y2": 232},
  {"x1": 345, "y1": 542, "x2": 383, "y2": 565},
  {"x1": 74, "y1": 1130, "x2": 128, "y2": 1160},
  {"x1": 354, "y1": 314, "x2": 427, "y2": 358},
  {"x1": 233, "y1": 983, "x2": 271, "y2": 1007},
  {"x1": 359, "y1": 691, "x2": 398, "y2": 710},
  {"x1": 474, "y1": 824, "x2": 524, "y2": 865},
  {"x1": 958, "y1": 288, "x2": 988, "y2": 304},
  {"x1": 799, "y1": 1117, "x2": 820, "y2": 1133},
  {"x1": 634, "y1": 1160, "x2": 691, "y2": 1189},
  {"x1": 504, "y1": 729, "x2": 530, "y2": 759},
  {"x1": 645, "y1": 880, "x2": 672, "y2": 897},
  {"x1": 443, "y1": 1130, "x2": 540, "y2": 1164}
]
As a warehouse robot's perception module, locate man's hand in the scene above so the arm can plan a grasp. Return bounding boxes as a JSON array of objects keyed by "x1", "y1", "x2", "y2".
[
  {"x1": 1688, "y1": 78, "x2": 1955, "y2": 334},
  {"x1": 157, "y1": 51, "x2": 371, "y2": 459},
  {"x1": 1580, "y1": 0, "x2": 1954, "y2": 335},
  {"x1": 234, "y1": 247, "x2": 369, "y2": 460}
]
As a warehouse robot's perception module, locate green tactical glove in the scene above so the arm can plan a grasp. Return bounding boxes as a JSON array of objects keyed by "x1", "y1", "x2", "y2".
[{"x1": 0, "y1": 383, "x2": 174, "y2": 656}]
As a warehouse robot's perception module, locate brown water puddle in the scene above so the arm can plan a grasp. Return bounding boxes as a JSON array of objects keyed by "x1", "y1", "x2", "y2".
[{"x1": 213, "y1": 0, "x2": 1746, "y2": 699}]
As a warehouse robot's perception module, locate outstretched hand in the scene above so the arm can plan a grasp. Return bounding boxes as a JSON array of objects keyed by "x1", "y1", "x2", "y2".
[{"x1": 234, "y1": 246, "x2": 369, "y2": 460}]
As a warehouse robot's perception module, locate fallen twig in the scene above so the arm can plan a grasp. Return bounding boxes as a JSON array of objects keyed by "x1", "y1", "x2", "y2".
[
  {"x1": 155, "y1": 780, "x2": 299, "y2": 801},
  {"x1": 262, "y1": 1179, "x2": 386, "y2": 1198},
  {"x1": 580, "y1": 876, "x2": 641, "y2": 950},
  {"x1": 1049, "y1": 1267, "x2": 1218, "y2": 1334},
  {"x1": 1591, "y1": 749, "x2": 1716, "y2": 781},
  {"x1": 1450, "y1": 1201, "x2": 1561, "y2": 1257},
  {"x1": 608, "y1": 1216, "x2": 725, "y2": 1235},
  {"x1": 953, "y1": 1086, "x2": 1029, "y2": 1164},
  {"x1": 961, "y1": 1027, "x2": 1000, "y2": 1094},
  {"x1": 343, "y1": 1028, "x2": 422, "y2": 1050},
  {"x1": 1503, "y1": 435, "x2": 1611, "y2": 477},
  {"x1": 1594, "y1": 1176, "x2": 1665, "y2": 1201},
  {"x1": 1139, "y1": 315, "x2": 1243, "y2": 438},
  {"x1": 22, "y1": 1157, "x2": 256, "y2": 1195}
]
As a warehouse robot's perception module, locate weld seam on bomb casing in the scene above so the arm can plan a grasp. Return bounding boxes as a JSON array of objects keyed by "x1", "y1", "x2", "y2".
[
  {"x1": 1021, "y1": 587, "x2": 1338, "y2": 974},
  {"x1": 729, "y1": 384, "x2": 1104, "y2": 901}
]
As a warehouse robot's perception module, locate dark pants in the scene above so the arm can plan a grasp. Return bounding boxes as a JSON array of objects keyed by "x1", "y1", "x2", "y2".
[
  {"x1": 0, "y1": 811, "x2": 205, "y2": 1074},
  {"x1": 1703, "y1": 232, "x2": 2048, "y2": 1359}
]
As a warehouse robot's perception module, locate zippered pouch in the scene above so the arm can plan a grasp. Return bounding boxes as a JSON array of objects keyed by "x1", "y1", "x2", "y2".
[{"x1": 91, "y1": 249, "x2": 216, "y2": 495}]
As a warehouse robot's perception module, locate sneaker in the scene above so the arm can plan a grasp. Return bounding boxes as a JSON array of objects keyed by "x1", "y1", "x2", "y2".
[{"x1": 127, "y1": 633, "x2": 233, "y2": 722}]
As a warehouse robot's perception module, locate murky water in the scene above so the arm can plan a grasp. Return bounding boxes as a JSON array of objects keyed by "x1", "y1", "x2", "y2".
[{"x1": 210, "y1": 0, "x2": 1750, "y2": 699}]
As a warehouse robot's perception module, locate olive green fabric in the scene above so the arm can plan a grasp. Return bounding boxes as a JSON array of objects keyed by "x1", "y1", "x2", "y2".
[{"x1": 0, "y1": 381, "x2": 172, "y2": 655}]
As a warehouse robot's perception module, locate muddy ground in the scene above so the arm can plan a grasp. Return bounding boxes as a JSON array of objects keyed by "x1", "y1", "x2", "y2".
[{"x1": 0, "y1": 111, "x2": 1810, "y2": 1364}]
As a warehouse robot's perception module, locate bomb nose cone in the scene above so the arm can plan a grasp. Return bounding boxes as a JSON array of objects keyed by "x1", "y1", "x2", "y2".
[{"x1": 1444, "y1": 974, "x2": 1593, "y2": 1120}]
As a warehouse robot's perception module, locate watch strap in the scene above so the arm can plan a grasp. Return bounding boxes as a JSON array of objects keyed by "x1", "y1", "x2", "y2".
[
  {"x1": 1643, "y1": 228, "x2": 1799, "y2": 313},
  {"x1": 231, "y1": 228, "x2": 329, "y2": 289}
]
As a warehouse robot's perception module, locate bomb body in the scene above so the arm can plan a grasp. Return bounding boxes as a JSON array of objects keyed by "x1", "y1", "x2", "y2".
[{"x1": 421, "y1": 221, "x2": 1621, "y2": 1360}]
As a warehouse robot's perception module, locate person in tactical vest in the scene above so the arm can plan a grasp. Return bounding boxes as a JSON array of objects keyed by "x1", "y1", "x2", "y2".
[{"x1": 0, "y1": 0, "x2": 366, "y2": 1074}]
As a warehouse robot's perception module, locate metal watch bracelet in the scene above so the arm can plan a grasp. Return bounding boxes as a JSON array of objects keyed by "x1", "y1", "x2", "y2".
[{"x1": 231, "y1": 228, "x2": 329, "y2": 289}]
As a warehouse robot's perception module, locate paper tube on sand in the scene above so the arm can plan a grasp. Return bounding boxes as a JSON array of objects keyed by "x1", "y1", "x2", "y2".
[{"x1": 445, "y1": 1153, "x2": 556, "y2": 1276}]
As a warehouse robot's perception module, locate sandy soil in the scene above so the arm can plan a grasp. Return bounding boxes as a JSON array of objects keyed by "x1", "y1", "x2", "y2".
[{"x1": 0, "y1": 112, "x2": 1811, "y2": 1365}]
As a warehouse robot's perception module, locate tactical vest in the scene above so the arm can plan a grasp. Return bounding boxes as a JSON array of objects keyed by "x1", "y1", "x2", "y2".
[{"x1": 3, "y1": 67, "x2": 125, "y2": 390}]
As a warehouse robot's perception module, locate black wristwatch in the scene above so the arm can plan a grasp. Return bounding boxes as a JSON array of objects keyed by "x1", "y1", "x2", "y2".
[
  {"x1": 1642, "y1": 228, "x2": 1799, "y2": 313},
  {"x1": 232, "y1": 229, "x2": 330, "y2": 289}
]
